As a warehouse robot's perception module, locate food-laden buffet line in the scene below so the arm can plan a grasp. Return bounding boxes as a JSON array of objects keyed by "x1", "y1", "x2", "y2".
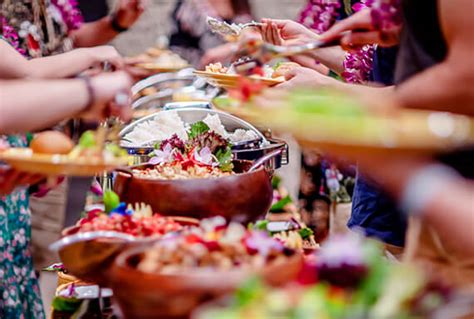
[{"x1": 2, "y1": 19, "x2": 474, "y2": 319}]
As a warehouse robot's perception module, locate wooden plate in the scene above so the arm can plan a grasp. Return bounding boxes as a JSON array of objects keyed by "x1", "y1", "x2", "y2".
[
  {"x1": 194, "y1": 70, "x2": 284, "y2": 89},
  {"x1": 0, "y1": 148, "x2": 128, "y2": 176},
  {"x1": 135, "y1": 63, "x2": 190, "y2": 73},
  {"x1": 245, "y1": 106, "x2": 474, "y2": 155}
]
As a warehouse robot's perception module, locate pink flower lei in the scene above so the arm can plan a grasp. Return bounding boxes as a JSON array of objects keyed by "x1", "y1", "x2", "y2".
[
  {"x1": 298, "y1": 0, "x2": 341, "y2": 34},
  {"x1": 51, "y1": 0, "x2": 84, "y2": 31},
  {"x1": 0, "y1": 17, "x2": 27, "y2": 55},
  {"x1": 298, "y1": 0, "x2": 401, "y2": 84}
]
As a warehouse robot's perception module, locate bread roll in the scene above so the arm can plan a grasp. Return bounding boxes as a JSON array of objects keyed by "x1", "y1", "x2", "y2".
[{"x1": 30, "y1": 131, "x2": 74, "y2": 155}]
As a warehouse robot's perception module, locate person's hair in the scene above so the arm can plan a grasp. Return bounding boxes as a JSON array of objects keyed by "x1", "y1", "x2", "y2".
[{"x1": 231, "y1": 0, "x2": 251, "y2": 15}]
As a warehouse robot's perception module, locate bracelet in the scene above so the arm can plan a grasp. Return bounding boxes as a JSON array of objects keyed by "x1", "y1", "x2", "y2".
[
  {"x1": 110, "y1": 14, "x2": 128, "y2": 33},
  {"x1": 79, "y1": 76, "x2": 95, "y2": 112},
  {"x1": 399, "y1": 164, "x2": 460, "y2": 217}
]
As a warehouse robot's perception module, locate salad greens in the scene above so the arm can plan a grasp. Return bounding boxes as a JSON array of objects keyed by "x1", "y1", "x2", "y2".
[{"x1": 188, "y1": 121, "x2": 210, "y2": 140}]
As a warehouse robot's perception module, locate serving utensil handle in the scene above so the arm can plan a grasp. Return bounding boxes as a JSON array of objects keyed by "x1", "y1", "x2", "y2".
[{"x1": 248, "y1": 148, "x2": 284, "y2": 172}]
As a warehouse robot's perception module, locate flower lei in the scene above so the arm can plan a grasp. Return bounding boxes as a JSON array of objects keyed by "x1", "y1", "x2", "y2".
[
  {"x1": 298, "y1": 0, "x2": 341, "y2": 34},
  {"x1": 0, "y1": 17, "x2": 27, "y2": 55},
  {"x1": 50, "y1": 0, "x2": 83, "y2": 31},
  {"x1": 298, "y1": 0, "x2": 401, "y2": 84}
]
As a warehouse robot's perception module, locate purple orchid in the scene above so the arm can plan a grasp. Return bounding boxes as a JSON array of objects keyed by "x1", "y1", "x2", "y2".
[
  {"x1": 193, "y1": 147, "x2": 214, "y2": 166},
  {"x1": 149, "y1": 143, "x2": 174, "y2": 165}
]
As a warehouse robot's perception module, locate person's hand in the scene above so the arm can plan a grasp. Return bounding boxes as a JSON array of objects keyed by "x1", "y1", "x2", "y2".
[
  {"x1": 80, "y1": 71, "x2": 133, "y2": 122},
  {"x1": 277, "y1": 66, "x2": 338, "y2": 89},
  {"x1": 320, "y1": 9, "x2": 400, "y2": 50},
  {"x1": 200, "y1": 43, "x2": 238, "y2": 68},
  {"x1": 114, "y1": 0, "x2": 146, "y2": 29},
  {"x1": 0, "y1": 165, "x2": 44, "y2": 196},
  {"x1": 260, "y1": 19, "x2": 318, "y2": 46},
  {"x1": 83, "y1": 45, "x2": 125, "y2": 70},
  {"x1": 124, "y1": 56, "x2": 156, "y2": 80}
]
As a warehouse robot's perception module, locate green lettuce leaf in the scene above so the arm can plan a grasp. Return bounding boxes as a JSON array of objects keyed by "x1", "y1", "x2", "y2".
[
  {"x1": 270, "y1": 195, "x2": 292, "y2": 212},
  {"x1": 215, "y1": 146, "x2": 234, "y2": 172},
  {"x1": 188, "y1": 121, "x2": 210, "y2": 140}
]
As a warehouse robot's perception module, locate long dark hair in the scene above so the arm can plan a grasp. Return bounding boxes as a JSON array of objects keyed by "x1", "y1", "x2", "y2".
[{"x1": 231, "y1": 0, "x2": 251, "y2": 16}]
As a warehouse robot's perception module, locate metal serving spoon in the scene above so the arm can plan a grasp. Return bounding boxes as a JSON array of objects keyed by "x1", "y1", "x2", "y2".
[{"x1": 207, "y1": 16, "x2": 263, "y2": 37}]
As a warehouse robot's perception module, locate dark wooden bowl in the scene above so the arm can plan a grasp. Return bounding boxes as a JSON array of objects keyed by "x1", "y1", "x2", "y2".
[
  {"x1": 113, "y1": 160, "x2": 273, "y2": 223},
  {"x1": 57, "y1": 217, "x2": 199, "y2": 286},
  {"x1": 110, "y1": 245, "x2": 303, "y2": 319}
]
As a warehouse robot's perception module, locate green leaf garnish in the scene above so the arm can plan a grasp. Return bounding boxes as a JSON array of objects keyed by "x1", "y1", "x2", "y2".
[
  {"x1": 188, "y1": 121, "x2": 210, "y2": 140},
  {"x1": 273, "y1": 61, "x2": 283, "y2": 71},
  {"x1": 216, "y1": 146, "x2": 234, "y2": 172},
  {"x1": 254, "y1": 220, "x2": 269, "y2": 231},
  {"x1": 103, "y1": 190, "x2": 120, "y2": 213},
  {"x1": 51, "y1": 296, "x2": 83, "y2": 313},
  {"x1": 298, "y1": 228, "x2": 314, "y2": 240},
  {"x1": 78, "y1": 130, "x2": 96, "y2": 148},
  {"x1": 271, "y1": 176, "x2": 282, "y2": 189},
  {"x1": 270, "y1": 195, "x2": 292, "y2": 212}
]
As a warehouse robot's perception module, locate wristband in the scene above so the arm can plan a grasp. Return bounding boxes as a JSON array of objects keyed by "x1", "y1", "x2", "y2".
[
  {"x1": 400, "y1": 164, "x2": 460, "y2": 217},
  {"x1": 79, "y1": 76, "x2": 95, "y2": 112},
  {"x1": 110, "y1": 14, "x2": 128, "y2": 33}
]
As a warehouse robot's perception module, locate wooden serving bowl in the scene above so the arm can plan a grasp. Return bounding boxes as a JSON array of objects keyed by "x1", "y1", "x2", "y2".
[
  {"x1": 110, "y1": 246, "x2": 303, "y2": 319},
  {"x1": 113, "y1": 160, "x2": 273, "y2": 223},
  {"x1": 55, "y1": 217, "x2": 199, "y2": 286}
]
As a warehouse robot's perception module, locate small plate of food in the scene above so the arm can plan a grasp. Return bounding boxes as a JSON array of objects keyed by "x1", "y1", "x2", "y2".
[
  {"x1": 0, "y1": 130, "x2": 128, "y2": 176},
  {"x1": 134, "y1": 50, "x2": 190, "y2": 73},
  {"x1": 194, "y1": 58, "x2": 290, "y2": 89}
]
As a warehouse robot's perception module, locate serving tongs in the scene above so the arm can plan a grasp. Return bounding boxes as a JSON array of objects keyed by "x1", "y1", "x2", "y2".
[
  {"x1": 207, "y1": 16, "x2": 263, "y2": 37},
  {"x1": 237, "y1": 32, "x2": 350, "y2": 65}
]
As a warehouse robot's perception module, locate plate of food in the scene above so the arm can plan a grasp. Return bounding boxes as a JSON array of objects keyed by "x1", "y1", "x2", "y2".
[
  {"x1": 0, "y1": 130, "x2": 129, "y2": 176},
  {"x1": 194, "y1": 58, "x2": 289, "y2": 90},
  {"x1": 51, "y1": 193, "x2": 199, "y2": 285},
  {"x1": 115, "y1": 118, "x2": 275, "y2": 222},
  {"x1": 134, "y1": 50, "x2": 190, "y2": 73},
  {"x1": 238, "y1": 89, "x2": 474, "y2": 155},
  {"x1": 109, "y1": 217, "x2": 303, "y2": 318}
]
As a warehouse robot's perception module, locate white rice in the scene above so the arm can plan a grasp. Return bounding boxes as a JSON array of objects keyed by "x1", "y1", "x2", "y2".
[
  {"x1": 123, "y1": 111, "x2": 188, "y2": 146},
  {"x1": 123, "y1": 111, "x2": 259, "y2": 147}
]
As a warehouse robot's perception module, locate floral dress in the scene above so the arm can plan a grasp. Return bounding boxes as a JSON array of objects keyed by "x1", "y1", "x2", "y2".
[{"x1": 0, "y1": 135, "x2": 45, "y2": 319}]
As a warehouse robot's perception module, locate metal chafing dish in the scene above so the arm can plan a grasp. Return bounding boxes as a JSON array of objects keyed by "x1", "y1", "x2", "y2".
[
  {"x1": 131, "y1": 68, "x2": 220, "y2": 114},
  {"x1": 119, "y1": 106, "x2": 289, "y2": 169}
]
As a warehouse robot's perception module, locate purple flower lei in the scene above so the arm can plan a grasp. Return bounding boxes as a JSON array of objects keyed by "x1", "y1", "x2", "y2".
[
  {"x1": 298, "y1": 0, "x2": 341, "y2": 34},
  {"x1": 51, "y1": 0, "x2": 84, "y2": 31},
  {"x1": 342, "y1": 1, "x2": 375, "y2": 83},
  {"x1": 0, "y1": 17, "x2": 26, "y2": 55},
  {"x1": 365, "y1": 0, "x2": 402, "y2": 32}
]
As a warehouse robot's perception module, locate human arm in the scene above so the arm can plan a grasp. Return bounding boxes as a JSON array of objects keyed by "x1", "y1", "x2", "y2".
[
  {"x1": 394, "y1": 0, "x2": 474, "y2": 115},
  {"x1": 0, "y1": 72, "x2": 132, "y2": 133},
  {"x1": 320, "y1": 1, "x2": 474, "y2": 115},
  {"x1": 71, "y1": 0, "x2": 145, "y2": 47},
  {"x1": 353, "y1": 155, "x2": 474, "y2": 255},
  {"x1": 260, "y1": 19, "x2": 347, "y2": 74},
  {"x1": 0, "y1": 41, "x2": 123, "y2": 79}
]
